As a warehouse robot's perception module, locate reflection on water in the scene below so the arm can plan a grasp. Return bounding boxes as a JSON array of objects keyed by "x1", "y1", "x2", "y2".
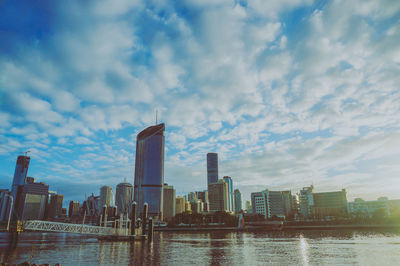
[{"x1": 1, "y1": 229, "x2": 400, "y2": 265}]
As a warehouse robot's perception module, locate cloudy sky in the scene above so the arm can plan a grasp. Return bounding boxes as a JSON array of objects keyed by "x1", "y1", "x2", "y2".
[{"x1": 1, "y1": 0, "x2": 400, "y2": 205}]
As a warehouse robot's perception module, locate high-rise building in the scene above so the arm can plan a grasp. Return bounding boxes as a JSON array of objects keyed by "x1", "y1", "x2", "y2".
[
  {"x1": 175, "y1": 196, "x2": 185, "y2": 215},
  {"x1": 0, "y1": 189, "x2": 11, "y2": 221},
  {"x1": 299, "y1": 185, "x2": 314, "y2": 219},
  {"x1": 196, "y1": 190, "x2": 209, "y2": 213},
  {"x1": 115, "y1": 182, "x2": 133, "y2": 215},
  {"x1": 207, "y1": 153, "x2": 218, "y2": 186},
  {"x1": 281, "y1": 191, "x2": 293, "y2": 218},
  {"x1": 223, "y1": 176, "x2": 234, "y2": 212},
  {"x1": 313, "y1": 189, "x2": 348, "y2": 219},
  {"x1": 48, "y1": 194, "x2": 64, "y2": 219},
  {"x1": 83, "y1": 193, "x2": 100, "y2": 217},
  {"x1": 292, "y1": 194, "x2": 299, "y2": 218},
  {"x1": 208, "y1": 179, "x2": 229, "y2": 212},
  {"x1": 190, "y1": 200, "x2": 203, "y2": 214},
  {"x1": 162, "y1": 184, "x2": 176, "y2": 221},
  {"x1": 11, "y1": 156, "x2": 30, "y2": 209},
  {"x1": 234, "y1": 189, "x2": 242, "y2": 213},
  {"x1": 68, "y1": 201, "x2": 80, "y2": 217},
  {"x1": 251, "y1": 191, "x2": 268, "y2": 218},
  {"x1": 134, "y1": 123, "x2": 165, "y2": 220},
  {"x1": 196, "y1": 191, "x2": 208, "y2": 204},
  {"x1": 100, "y1": 186, "x2": 113, "y2": 209},
  {"x1": 268, "y1": 190, "x2": 285, "y2": 218},
  {"x1": 16, "y1": 181, "x2": 49, "y2": 220},
  {"x1": 187, "y1": 192, "x2": 197, "y2": 202}
]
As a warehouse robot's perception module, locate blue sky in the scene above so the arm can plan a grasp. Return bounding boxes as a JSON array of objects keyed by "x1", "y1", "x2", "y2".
[{"x1": 1, "y1": 0, "x2": 400, "y2": 205}]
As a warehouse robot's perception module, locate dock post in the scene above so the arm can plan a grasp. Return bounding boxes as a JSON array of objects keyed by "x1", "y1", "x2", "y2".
[
  {"x1": 102, "y1": 205, "x2": 108, "y2": 227},
  {"x1": 130, "y1": 202, "x2": 137, "y2": 235},
  {"x1": 142, "y1": 203, "x2": 148, "y2": 234},
  {"x1": 148, "y1": 218, "x2": 154, "y2": 242}
]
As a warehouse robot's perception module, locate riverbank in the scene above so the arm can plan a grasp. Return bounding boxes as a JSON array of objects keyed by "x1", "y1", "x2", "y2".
[{"x1": 156, "y1": 224, "x2": 400, "y2": 232}]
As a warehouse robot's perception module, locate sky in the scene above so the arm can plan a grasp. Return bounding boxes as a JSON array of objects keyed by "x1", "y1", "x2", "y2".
[{"x1": 0, "y1": 0, "x2": 400, "y2": 205}]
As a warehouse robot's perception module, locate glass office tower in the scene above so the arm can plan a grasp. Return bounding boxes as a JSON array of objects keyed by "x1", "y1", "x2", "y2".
[
  {"x1": 134, "y1": 123, "x2": 165, "y2": 220},
  {"x1": 234, "y1": 189, "x2": 242, "y2": 213},
  {"x1": 11, "y1": 156, "x2": 30, "y2": 204},
  {"x1": 207, "y1": 153, "x2": 218, "y2": 185}
]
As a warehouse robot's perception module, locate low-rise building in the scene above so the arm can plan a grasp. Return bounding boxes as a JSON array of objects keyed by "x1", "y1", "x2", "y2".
[{"x1": 313, "y1": 189, "x2": 348, "y2": 219}]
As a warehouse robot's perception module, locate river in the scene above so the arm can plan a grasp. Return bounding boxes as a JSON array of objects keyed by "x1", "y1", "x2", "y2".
[{"x1": 1, "y1": 230, "x2": 400, "y2": 265}]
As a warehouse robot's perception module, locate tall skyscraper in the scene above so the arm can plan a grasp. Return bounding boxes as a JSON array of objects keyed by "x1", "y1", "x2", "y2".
[
  {"x1": 208, "y1": 179, "x2": 229, "y2": 212},
  {"x1": 234, "y1": 189, "x2": 242, "y2": 213},
  {"x1": 162, "y1": 184, "x2": 176, "y2": 221},
  {"x1": 11, "y1": 155, "x2": 30, "y2": 205},
  {"x1": 115, "y1": 182, "x2": 133, "y2": 215},
  {"x1": 223, "y1": 176, "x2": 234, "y2": 212},
  {"x1": 134, "y1": 123, "x2": 165, "y2": 220},
  {"x1": 100, "y1": 186, "x2": 112, "y2": 209},
  {"x1": 207, "y1": 153, "x2": 218, "y2": 186}
]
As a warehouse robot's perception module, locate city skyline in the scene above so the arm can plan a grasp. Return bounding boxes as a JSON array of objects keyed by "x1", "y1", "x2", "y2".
[{"x1": 1, "y1": 0, "x2": 400, "y2": 204}]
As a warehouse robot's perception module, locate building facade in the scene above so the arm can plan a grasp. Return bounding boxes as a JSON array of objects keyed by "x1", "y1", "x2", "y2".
[
  {"x1": 48, "y1": 194, "x2": 64, "y2": 219},
  {"x1": 223, "y1": 176, "x2": 234, "y2": 212},
  {"x1": 299, "y1": 186, "x2": 314, "y2": 219},
  {"x1": 175, "y1": 196, "x2": 185, "y2": 215},
  {"x1": 162, "y1": 184, "x2": 176, "y2": 221},
  {"x1": 134, "y1": 123, "x2": 165, "y2": 220},
  {"x1": 115, "y1": 182, "x2": 133, "y2": 215},
  {"x1": 251, "y1": 191, "x2": 268, "y2": 218},
  {"x1": 207, "y1": 153, "x2": 218, "y2": 186},
  {"x1": 281, "y1": 191, "x2": 293, "y2": 218},
  {"x1": 245, "y1": 200, "x2": 252, "y2": 214},
  {"x1": 268, "y1": 190, "x2": 285, "y2": 218},
  {"x1": 16, "y1": 181, "x2": 49, "y2": 220},
  {"x1": 68, "y1": 201, "x2": 80, "y2": 217},
  {"x1": 11, "y1": 156, "x2": 30, "y2": 205},
  {"x1": 313, "y1": 189, "x2": 348, "y2": 219},
  {"x1": 208, "y1": 179, "x2": 229, "y2": 212},
  {"x1": 0, "y1": 189, "x2": 11, "y2": 221},
  {"x1": 234, "y1": 189, "x2": 242, "y2": 213},
  {"x1": 100, "y1": 185, "x2": 113, "y2": 209}
]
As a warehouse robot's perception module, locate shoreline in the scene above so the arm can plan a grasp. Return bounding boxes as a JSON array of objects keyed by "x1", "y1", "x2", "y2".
[{"x1": 156, "y1": 224, "x2": 400, "y2": 232}]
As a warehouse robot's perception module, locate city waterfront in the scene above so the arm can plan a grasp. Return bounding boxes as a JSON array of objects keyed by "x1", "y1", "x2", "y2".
[{"x1": 1, "y1": 230, "x2": 400, "y2": 265}]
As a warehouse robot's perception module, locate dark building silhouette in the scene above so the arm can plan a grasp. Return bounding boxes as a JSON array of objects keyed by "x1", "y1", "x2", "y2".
[
  {"x1": 134, "y1": 123, "x2": 165, "y2": 220},
  {"x1": 207, "y1": 153, "x2": 218, "y2": 186},
  {"x1": 11, "y1": 156, "x2": 30, "y2": 210},
  {"x1": 69, "y1": 201, "x2": 80, "y2": 217},
  {"x1": 16, "y1": 180, "x2": 49, "y2": 220},
  {"x1": 48, "y1": 194, "x2": 64, "y2": 219}
]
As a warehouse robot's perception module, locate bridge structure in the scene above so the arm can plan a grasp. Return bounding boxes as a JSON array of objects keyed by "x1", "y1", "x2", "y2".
[{"x1": 24, "y1": 220, "x2": 131, "y2": 236}]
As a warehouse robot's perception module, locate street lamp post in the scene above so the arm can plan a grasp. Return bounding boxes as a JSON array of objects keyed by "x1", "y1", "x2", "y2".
[{"x1": 6, "y1": 195, "x2": 14, "y2": 232}]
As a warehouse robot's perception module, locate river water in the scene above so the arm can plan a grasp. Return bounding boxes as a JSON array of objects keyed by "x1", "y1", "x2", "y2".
[{"x1": 1, "y1": 230, "x2": 400, "y2": 265}]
